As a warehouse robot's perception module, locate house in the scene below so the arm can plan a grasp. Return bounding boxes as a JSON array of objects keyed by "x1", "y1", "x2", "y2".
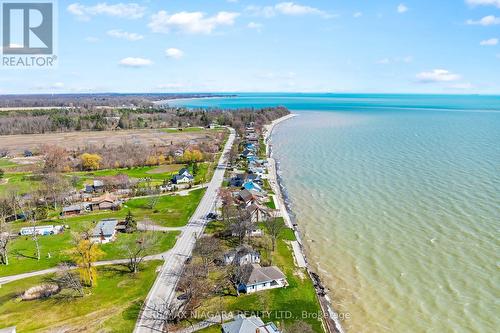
[
  {"x1": 222, "y1": 314, "x2": 281, "y2": 333},
  {"x1": 61, "y1": 204, "x2": 84, "y2": 216},
  {"x1": 91, "y1": 219, "x2": 118, "y2": 243},
  {"x1": 241, "y1": 149, "x2": 255, "y2": 159},
  {"x1": 238, "y1": 264, "x2": 287, "y2": 294},
  {"x1": 172, "y1": 168, "x2": 194, "y2": 184},
  {"x1": 243, "y1": 181, "x2": 264, "y2": 193},
  {"x1": 229, "y1": 173, "x2": 245, "y2": 187},
  {"x1": 174, "y1": 149, "x2": 184, "y2": 157},
  {"x1": 19, "y1": 225, "x2": 63, "y2": 236},
  {"x1": 90, "y1": 193, "x2": 121, "y2": 211},
  {"x1": 246, "y1": 203, "x2": 269, "y2": 223},
  {"x1": 245, "y1": 173, "x2": 262, "y2": 184},
  {"x1": 244, "y1": 143, "x2": 256, "y2": 151},
  {"x1": 85, "y1": 180, "x2": 104, "y2": 193},
  {"x1": 237, "y1": 189, "x2": 265, "y2": 207},
  {"x1": 224, "y1": 246, "x2": 261, "y2": 266}
]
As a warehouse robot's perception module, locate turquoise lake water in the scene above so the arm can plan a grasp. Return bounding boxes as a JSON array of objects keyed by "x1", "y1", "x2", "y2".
[{"x1": 170, "y1": 94, "x2": 500, "y2": 333}]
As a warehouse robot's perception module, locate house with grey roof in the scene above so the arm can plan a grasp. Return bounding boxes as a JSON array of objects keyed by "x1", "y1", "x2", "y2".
[
  {"x1": 222, "y1": 314, "x2": 281, "y2": 333},
  {"x1": 91, "y1": 219, "x2": 118, "y2": 244},
  {"x1": 238, "y1": 264, "x2": 287, "y2": 294},
  {"x1": 224, "y1": 246, "x2": 261, "y2": 266},
  {"x1": 172, "y1": 168, "x2": 194, "y2": 184}
]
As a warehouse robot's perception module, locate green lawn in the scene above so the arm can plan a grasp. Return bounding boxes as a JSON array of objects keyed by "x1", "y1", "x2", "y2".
[
  {"x1": 266, "y1": 199, "x2": 276, "y2": 209},
  {"x1": 192, "y1": 223, "x2": 323, "y2": 332},
  {"x1": 0, "y1": 172, "x2": 41, "y2": 196},
  {"x1": 1, "y1": 189, "x2": 204, "y2": 277},
  {"x1": 0, "y1": 261, "x2": 161, "y2": 332},
  {"x1": 0, "y1": 158, "x2": 19, "y2": 169},
  {"x1": 124, "y1": 188, "x2": 206, "y2": 226},
  {"x1": 0, "y1": 230, "x2": 179, "y2": 277}
]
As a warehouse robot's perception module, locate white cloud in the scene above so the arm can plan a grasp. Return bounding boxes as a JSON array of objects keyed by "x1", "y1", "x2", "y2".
[
  {"x1": 85, "y1": 36, "x2": 100, "y2": 43},
  {"x1": 107, "y1": 29, "x2": 144, "y2": 41},
  {"x1": 165, "y1": 48, "x2": 184, "y2": 59},
  {"x1": 479, "y1": 38, "x2": 498, "y2": 45},
  {"x1": 466, "y1": 15, "x2": 500, "y2": 25},
  {"x1": 465, "y1": 0, "x2": 500, "y2": 8},
  {"x1": 149, "y1": 11, "x2": 240, "y2": 34},
  {"x1": 353, "y1": 12, "x2": 363, "y2": 18},
  {"x1": 67, "y1": 2, "x2": 146, "y2": 21},
  {"x1": 416, "y1": 69, "x2": 461, "y2": 83},
  {"x1": 119, "y1": 57, "x2": 153, "y2": 67},
  {"x1": 397, "y1": 4, "x2": 408, "y2": 13},
  {"x1": 246, "y1": 2, "x2": 332, "y2": 18},
  {"x1": 377, "y1": 58, "x2": 390, "y2": 64},
  {"x1": 275, "y1": 2, "x2": 326, "y2": 16},
  {"x1": 247, "y1": 22, "x2": 263, "y2": 30}
]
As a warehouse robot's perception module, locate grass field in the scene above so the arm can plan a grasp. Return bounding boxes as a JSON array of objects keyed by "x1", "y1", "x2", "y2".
[
  {"x1": 0, "y1": 261, "x2": 162, "y2": 332},
  {"x1": 0, "y1": 229, "x2": 179, "y2": 277}
]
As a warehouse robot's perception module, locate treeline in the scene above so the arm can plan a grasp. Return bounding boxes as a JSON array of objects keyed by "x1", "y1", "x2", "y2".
[
  {"x1": 0, "y1": 93, "x2": 231, "y2": 108},
  {"x1": 0, "y1": 106, "x2": 289, "y2": 135}
]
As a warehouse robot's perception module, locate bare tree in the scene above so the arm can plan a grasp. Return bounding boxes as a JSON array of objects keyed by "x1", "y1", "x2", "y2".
[
  {"x1": 0, "y1": 198, "x2": 12, "y2": 265},
  {"x1": 50, "y1": 263, "x2": 84, "y2": 297},
  {"x1": 264, "y1": 213, "x2": 286, "y2": 252},
  {"x1": 142, "y1": 300, "x2": 184, "y2": 332},
  {"x1": 18, "y1": 198, "x2": 41, "y2": 261},
  {"x1": 176, "y1": 263, "x2": 211, "y2": 314},
  {"x1": 193, "y1": 236, "x2": 222, "y2": 275},
  {"x1": 227, "y1": 264, "x2": 253, "y2": 296},
  {"x1": 122, "y1": 232, "x2": 157, "y2": 273},
  {"x1": 230, "y1": 208, "x2": 255, "y2": 245}
]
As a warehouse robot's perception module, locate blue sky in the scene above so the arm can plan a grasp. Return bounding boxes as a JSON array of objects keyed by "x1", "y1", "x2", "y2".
[{"x1": 1, "y1": 0, "x2": 500, "y2": 94}]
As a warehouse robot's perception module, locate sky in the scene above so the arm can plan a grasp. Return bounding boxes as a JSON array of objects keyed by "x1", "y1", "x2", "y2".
[{"x1": 1, "y1": 0, "x2": 500, "y2": 94}]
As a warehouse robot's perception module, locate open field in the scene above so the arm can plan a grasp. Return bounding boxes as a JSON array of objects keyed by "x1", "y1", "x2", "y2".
[
  {"x1": 0, "y1": 128, "x2": 219, "y2": 155},
  {"x1": 0, "y1": 261, "x2": 162, "y2": 332},
  {"x1": 0, "y1": 228, "x2": 180, "y2": 277}
]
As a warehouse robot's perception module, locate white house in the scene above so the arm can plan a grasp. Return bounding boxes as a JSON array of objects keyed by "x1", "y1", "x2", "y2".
[
  {"x1": 224, "y1": 246, "x2": 261, "y2": 266},
  {"x1": 238, "y1": 264, "x2": 287, "y2": 294},
  {"x1": 172, "y1": 168, "x2": 194, "y2": 184},
  {"x1": 91, "y1": 219, "x2": 118, "y2": 244},
  {"x1": 222, "y1": 314, "x2": 281, "y2": 333}
]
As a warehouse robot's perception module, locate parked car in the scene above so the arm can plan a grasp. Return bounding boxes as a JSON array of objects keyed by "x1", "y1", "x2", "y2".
[{"x1": 206, "y1": 212, "x2": 218, "y2": 220}]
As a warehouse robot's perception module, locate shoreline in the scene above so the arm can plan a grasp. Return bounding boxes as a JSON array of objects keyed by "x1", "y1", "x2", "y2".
[{"x1": 263, "y1": 113, "x2": 346, "y2": 333}]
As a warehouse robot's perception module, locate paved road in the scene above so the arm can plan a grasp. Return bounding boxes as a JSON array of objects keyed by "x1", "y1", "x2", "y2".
[{"x1": 134, "y1": 128, "x2": 236, "y2": 333}]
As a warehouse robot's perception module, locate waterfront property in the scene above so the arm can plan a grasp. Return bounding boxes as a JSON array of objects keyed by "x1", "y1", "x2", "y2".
[
  {"x1": 222, "y1": 314, "x2": 281, "y2": 333},
  {"x1": 238, "y1": 264, "x2": 287, "y2": 294},
  {"x1": 246, "y1": 203, "x2": 270, "y2": 223},
  {"x1": 91, "y1": 219, "x2": 118, "y2": 244},
  {"x1": 224, "y1": 245, "x2": 261, "y2": 266}
]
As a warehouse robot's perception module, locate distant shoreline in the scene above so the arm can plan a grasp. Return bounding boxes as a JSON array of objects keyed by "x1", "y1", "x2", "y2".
[{"x1": 264, "y1": 114, "x2": 345, "y2": 333}]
